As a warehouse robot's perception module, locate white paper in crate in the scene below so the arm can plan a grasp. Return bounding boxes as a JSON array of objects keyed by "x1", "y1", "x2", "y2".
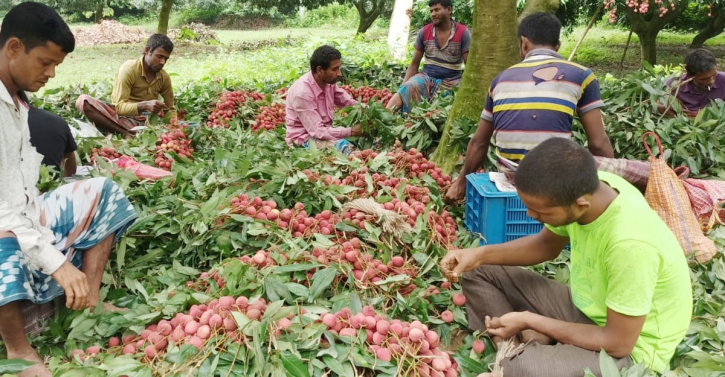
[{"x1": 489, "y1": 172, "x2": 516, "y2": 192}]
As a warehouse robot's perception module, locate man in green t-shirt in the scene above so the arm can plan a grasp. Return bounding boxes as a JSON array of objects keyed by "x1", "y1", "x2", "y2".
[{"x1": 441, "y1": 138, "x2": 692, "y2": 376}]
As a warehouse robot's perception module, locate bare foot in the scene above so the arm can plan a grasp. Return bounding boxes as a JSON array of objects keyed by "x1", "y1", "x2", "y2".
[
  {"x1": 8, "y1": 350, "x2": 51, "y2": 377},
  {"x1": 521, "y1": 329, "x2": 553, "y2": 345},
  {"x1": 102, "y1": 302, "x2": 129, "y2": 313}
]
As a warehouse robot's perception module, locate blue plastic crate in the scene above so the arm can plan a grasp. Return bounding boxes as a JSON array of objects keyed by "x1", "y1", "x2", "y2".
[{"x1": 464, "y1": 173, "x2": 543, "y2": 244}]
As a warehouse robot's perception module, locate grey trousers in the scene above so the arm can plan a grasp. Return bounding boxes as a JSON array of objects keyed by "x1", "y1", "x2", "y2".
[{"x1": 462, "y1": 265, "x2": 633, "y2": 377}]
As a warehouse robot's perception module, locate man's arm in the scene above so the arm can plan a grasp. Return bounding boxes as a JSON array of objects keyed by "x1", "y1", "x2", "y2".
[
  {"x1": 403, "y1": 49, "x2": 425, "y2": 84},
  {"x1": 159, "y1": 73, "x2": 177, "y2": 120},
  {"x1": 63, "y1": 152, "x2": 77, "y2": 177},
  {"x1": 488, "y1": 309, "x2": 645, "y2": 358},
  {"x1": 291, "y1": 92, "x2": 353, "y2": 141},
  {"x1": 462, "y1": 52, "x2": 468, "y2": 64},
  {"x1": 111, "y1": 65, "x2": 141, "y2": 116},
  {"x1": 444, "y1": 117, "x2": 494, "y2": 202},
  {"x1": 580, "y1": 108, "x2": 614, "y2": 158},
  {"x1": 440, "y1": 228, "x2": 569, "y2": 282}
]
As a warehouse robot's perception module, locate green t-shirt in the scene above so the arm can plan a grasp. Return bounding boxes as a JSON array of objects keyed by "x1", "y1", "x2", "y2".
[{"x1": 546, "y1": 172, "x2": 692, "y2": 371}]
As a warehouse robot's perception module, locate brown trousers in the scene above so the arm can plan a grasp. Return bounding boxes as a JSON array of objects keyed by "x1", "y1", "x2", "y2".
[{"x1": 462, "y1": 265, "x2": 633, "y2": 377}]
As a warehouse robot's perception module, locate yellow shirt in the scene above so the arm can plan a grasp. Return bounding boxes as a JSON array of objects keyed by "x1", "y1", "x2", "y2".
[{"x1": 111, "y1": 57, "x2": 176, "y2": 118}]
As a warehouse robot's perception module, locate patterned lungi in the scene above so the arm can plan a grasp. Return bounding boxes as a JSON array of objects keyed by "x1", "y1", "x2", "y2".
[
  {"x1": 76, "y1": 95, "x2": 146, "y2": 132},
  {"x1": 0, "y1": 178, "x2": 137, "y2": 306},
  {"x1": 397, "y1": 73, "x2": 459, "y2": 113},
  {"x1": 301, "y1": 138, "x2": 353, "y2": 156}
]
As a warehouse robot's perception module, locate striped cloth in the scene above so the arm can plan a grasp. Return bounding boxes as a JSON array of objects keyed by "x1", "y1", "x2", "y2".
[
  {"x1": 0, "y1": 178, "x2": 137, "y2": 306},
  {"x1": 76, "y1": 94, "x2": 147, "y2": 132},
  {"x1": 415, "y1": 22, "x2": 471, "y2": 80},
  {"x1": 396, "y1": 73, "x2": 458, "y2": 113},
  {"x1": 481, "y1": 49, "x2": 604, "y2": 162}
]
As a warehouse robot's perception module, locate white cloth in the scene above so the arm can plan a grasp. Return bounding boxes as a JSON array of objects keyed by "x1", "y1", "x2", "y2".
[
  {"x1": 489, "y1": 172, "x2": 517, "y2": 192},
  {"x1": 0, "y1": 81, "x2": 66, "y2": 275}
]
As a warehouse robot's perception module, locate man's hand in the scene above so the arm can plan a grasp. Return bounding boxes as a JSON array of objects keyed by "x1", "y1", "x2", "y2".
[
  {"x1": 485, "y1": 312, "x2": 530, "y2": 339},
  {"x1": 138, "y1": 100, "x2": 167, "y2": 113},
  {"x1": 439, "y1": 247, "x2": 485, "y2": 283},
  {"x1": 51, "y1": 261, "x2": 90, "y2": 310},
  {"x1": 350, "y1": 124, "x2": 364, "y2": 136},
  {"x1": 444, "y1": 178, "x2": 467, "y2": 204}
]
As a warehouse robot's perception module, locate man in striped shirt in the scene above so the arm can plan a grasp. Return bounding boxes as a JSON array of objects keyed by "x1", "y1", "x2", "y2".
[
  {"x1": 446, "y1": 12, "x2": 613, "y2": 202},
  {"x1": 386, "y1": 0, "x2": 471, "y2": 113}
]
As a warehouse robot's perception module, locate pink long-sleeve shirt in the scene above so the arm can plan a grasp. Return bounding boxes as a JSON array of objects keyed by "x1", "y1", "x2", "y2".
[{"x1": 285, "y1": 71, "x2": 357, "y2": 146}]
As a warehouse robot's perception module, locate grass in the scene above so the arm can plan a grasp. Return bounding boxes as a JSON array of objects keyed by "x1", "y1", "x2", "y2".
[{"x1": 46, "y1": 23, "x2": 725, "y2": 93}]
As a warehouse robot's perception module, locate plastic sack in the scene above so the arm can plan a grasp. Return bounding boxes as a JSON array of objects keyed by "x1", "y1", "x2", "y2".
[
  {"x1": 643, "y1": 132, "x2": 717, "y2": 263},
  {"x1": 114, "y1": 155, "x2": 172, "y2": 180}
]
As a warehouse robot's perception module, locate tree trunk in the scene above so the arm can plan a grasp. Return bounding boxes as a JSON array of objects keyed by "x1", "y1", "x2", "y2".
[
  {"x1": 354, "y1": 0, "x2": 385, "y2": 34},
  {"x1": 388, "y1": 0, "x2": 414, "y2": 60},
  {"x1": 432, "y1": 0, "x2": 520, "y2": 174},
  {"x1": 690, "y1": 6, "x2": 725, "y2": 48},
  {"x1": 94, "y1": 1, "x2": 104, "y2": 23},
  {"x1": 518, "y1": 0, "x2": 559, "y2": 21},
  {"x1": 623, "y1": 0, "x2": 689, "y2": 65},
  {"x1": 638, "y1": 29, "x2": 659, "y2": 66},
  {"x1": 157, "y1": 0, "x2": 175, "y2": 35}
]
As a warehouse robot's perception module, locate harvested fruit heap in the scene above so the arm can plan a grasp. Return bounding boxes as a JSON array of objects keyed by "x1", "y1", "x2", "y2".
[
  {"x1": 206, "y1": 90, "x2": 265, "y2": 128},
  {"x1": 154, "y1": 128, "x2": 193, "y2": 170},
  {"x1": 251, "y1": 103, "x2": 286, "y2": 133},
  {"x1": 90, "y1": 146, "x2": 121, "y2": 163},
  {"x1": 341, "y1": 84, "x2": 394, "y2": 107}
]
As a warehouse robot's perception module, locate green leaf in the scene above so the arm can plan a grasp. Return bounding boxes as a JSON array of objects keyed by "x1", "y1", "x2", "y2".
[
  {"x1": 307, "y1": 268, "x2": 338, "y2": 303},
  {"x1": 280, "y1": 351, "x2": 310, "y2": 377},
  {"x1": 599, "y1": 350, "x2": 622, "y2": 377},
  {"x1": 0, "y1": 359, "x2": 33, "y2": 373}
]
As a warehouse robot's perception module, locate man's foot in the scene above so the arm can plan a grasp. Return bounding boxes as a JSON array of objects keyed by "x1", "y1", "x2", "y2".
[
  {"x1": 102, "y1": 302, "x2": 129, "y2": 313},
  {"x1": 8, "y1": 350, "x2": 51, "y2": 377},
  {"x1": 477, "y1": 372, "x2": 503, "y2": 377}
]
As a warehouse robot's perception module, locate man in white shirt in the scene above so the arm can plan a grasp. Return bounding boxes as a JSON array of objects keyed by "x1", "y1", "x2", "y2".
[{"x1": 0, "y1": 4, "x2": 137, "y2": 376}]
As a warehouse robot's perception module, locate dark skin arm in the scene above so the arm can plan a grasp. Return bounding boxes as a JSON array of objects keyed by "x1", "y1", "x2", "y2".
[
  {"x1": 63, "y1": 152, "x2": 77, "y2": 177},
  {"x1": 444, "y1": 118, "x2": 494, "y2": 203},
  {"x1": 580, "y1": 108, "x2": 614, "y2": 158},
  {"x1": 486, "y1": 308, "x2": 646, "y2": 358},
  {"x1": 440, "y1": 228, "x2": 569, "y2": 281},
  {"x1": 402, "y1": 49, "x2": 425, "y2": 84}
]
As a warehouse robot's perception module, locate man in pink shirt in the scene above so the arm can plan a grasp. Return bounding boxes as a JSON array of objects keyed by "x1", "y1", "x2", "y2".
[{"x1": 285, "y1": 45, "x2": 363, "y2": 155}]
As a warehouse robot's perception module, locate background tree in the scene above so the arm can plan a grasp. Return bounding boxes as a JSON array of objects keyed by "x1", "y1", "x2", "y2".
[
  {"x1": 351, "y1": 0, "x2": 393, "y2": 33},
  {"x1": 605, "y1": 0, "x2": 690, "y2": 64},
  {"x1": 518, "y1": 0, "x2": 559, "y2": 21},
  {"x1": 431, "y1": 0, "x2": 520, "y2": 173},
  {"x1": 690, "y1": 3, "x2": 725, "y2": 47},
  {"x1": 158, "y1": 0, "x2": 174, "y2": 34}
]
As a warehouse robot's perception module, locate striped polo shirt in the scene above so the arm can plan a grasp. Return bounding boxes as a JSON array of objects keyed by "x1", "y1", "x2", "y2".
[
  {"x1": 415, "y1": 21, "x2": 471, "y2": 80},
  {"x1": 481, "y1": 49, "x2": 604, "y2": 162}
]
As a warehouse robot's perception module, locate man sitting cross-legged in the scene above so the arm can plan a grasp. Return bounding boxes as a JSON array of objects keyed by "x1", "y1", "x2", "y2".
[
  {"x1": 440, "y1": 138, "x2": 692, "y2": 377},
  {"x1": 76, "y1": 34, "x2": 177, "y2": 136},
  {"x1": 0, "y1": 4, "x2": 138, "y2": 376}
]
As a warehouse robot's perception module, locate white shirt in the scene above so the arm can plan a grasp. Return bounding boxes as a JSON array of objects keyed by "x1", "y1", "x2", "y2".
[{"x1": 0, "y1": 81, "x2": 67, "y2": 275}]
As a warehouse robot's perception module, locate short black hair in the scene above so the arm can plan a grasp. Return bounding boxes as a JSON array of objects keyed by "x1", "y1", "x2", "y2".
[
  {"x1": 518, "y1": 12, "x2": 561, "y2": 48},
  {"x1": 514, "y1": 138, "x2": 600, "y2": 206},
  {"x1": 685, "y1": 48, "x2": 717, "y2": 76},
  {"x1": 0, "y1": 2, "x2": 75, "y2": 53},
  {"x1": 146, "y1": 34, "x2": 174, "y2": 54},
  {"x1": 429, "y1": 0, "x2": 453, "y2": 8},
  {"x1": 310, "y1": 45, "x2": 341, "y2": 72}
]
